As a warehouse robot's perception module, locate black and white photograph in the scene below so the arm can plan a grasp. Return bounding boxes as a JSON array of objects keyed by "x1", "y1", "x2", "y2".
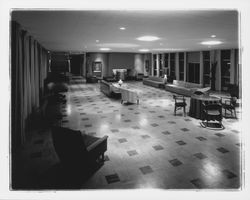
[{"x1": 1, "y1": 0, "x2": 250, "y2": 200}]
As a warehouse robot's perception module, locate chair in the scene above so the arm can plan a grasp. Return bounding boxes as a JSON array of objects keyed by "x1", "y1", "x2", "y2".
[
  {"x1": 173, "y1": 95, "x2": 187, "y2": 116},
  {"x1": 51, "y1": 126, "x2": 108, "y2": 170},
  {"x1": 221, "y1": 96, "x2": 237, "y2": 118},
  {"x1": 202, "y1": 102, "x2": 223, "y2": 128}
]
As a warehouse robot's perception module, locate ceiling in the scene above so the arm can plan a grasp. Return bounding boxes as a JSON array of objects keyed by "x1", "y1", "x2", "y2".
[{"x1": 12, "y1": 10, "x2": 239, "y2": 53}]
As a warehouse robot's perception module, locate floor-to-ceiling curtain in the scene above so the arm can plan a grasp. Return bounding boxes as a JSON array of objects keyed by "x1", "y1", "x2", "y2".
[{"x1": 11, "y1": 21, "x2": 49, "y2": 149}]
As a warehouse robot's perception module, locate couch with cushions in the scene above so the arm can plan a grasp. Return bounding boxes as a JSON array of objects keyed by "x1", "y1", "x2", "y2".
[
  {"x1": 142, "y1": 76, "x2": 165, "y2": 88},
  {"x1": 165, "y1": 80, "x2": 203, "y2": 96},
  {"x1": 100, "y1": 80, "x2": 121, "y2": 98},
  {"x1": 51, "y1": 126, "x2": 108, "y2": 172}
]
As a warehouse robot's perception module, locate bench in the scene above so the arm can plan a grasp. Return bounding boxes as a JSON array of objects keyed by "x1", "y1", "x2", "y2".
[
  {"x1": 165, "y1": 80, "x2": 203, "y2": 96},
  {"x1": 142, "y1": 76, "x2": 165, "y2": 88}
]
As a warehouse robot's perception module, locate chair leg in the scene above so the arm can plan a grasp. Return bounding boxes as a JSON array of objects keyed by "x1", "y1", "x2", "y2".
[
  {"x1": 183, "y1": 106, "x2": 186, "y2": 116},
  {"x1": 174, "y1": 106, "x2": 176, "y2": 116}
]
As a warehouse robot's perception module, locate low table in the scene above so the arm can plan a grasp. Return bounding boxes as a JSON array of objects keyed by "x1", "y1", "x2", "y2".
[{"x1": 111, "y1": 83, "x2": 141, "y2": 104}]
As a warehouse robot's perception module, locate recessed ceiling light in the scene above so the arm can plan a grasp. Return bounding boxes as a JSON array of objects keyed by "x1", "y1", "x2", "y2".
[
  {"x1": 100, "y1": 48, "x2": 111, "y2": 51},
  {"x1": 120, "y1": 27, "x2": 126, "y2": 30},
  {"x1": 211, "y1": 35, "x2": 216, "y2": 38},
  {"x1": 201, "y1": 40, "x2": 222, "y2": 45},
  {"x1": 137, "y1": 36, "x2": 160, "y2": 41},
  {"x1": 139, "y1": 49, "x2": 150, "y2": 52},
  {"x1": 96, "y1": 40, "x2": 99, "y2": 43},
  {"x1": 152, "y1": 48, "x2": 185, "y2": 51}
]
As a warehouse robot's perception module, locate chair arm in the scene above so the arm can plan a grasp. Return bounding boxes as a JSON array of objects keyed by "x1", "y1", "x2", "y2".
[{"x1": 86, "y1": 135, "x2": 108, "y2": 152}]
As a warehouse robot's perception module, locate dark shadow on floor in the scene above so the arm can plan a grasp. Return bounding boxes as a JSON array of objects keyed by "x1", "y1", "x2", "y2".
[
  {"x1": 12, "y1": 162, "x2": 103, "y2": 190},
  {"x1": 37, "y1": 162, "x2": 103, "y2": 189}
]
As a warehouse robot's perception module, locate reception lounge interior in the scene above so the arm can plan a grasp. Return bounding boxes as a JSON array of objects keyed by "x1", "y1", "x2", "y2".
[{"x1": 11, "y1": 10, "x2": 242, "y2": 190}]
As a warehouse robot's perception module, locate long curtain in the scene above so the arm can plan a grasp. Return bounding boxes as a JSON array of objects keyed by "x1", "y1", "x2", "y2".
[{"x1": 11, "y1": 21, "x2": 49, "y2": 148}]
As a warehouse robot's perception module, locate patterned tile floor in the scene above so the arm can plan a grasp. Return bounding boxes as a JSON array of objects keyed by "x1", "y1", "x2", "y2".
[{"x1": 14, "y1": 76, "x2": 242, "y2": 190}]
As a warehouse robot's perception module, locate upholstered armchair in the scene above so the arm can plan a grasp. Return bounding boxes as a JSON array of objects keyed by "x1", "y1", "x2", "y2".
[{"x1": 51, "y1": 126, "x2": 108, "y2": 170}]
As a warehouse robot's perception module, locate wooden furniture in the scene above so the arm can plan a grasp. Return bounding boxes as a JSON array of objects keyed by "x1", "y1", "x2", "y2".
[
  {"x1": 189, "y1": 94, "x2": 221, "y2": 120},
  {"x1": 221, "y1": 96, "x2": 237, "y2": 118},
  {"x1": 202, "y1": 102, "x2": 223, "y2": 128},
  {"x1": 173, "y1": 95, "x2": 187, "y2": 116}
]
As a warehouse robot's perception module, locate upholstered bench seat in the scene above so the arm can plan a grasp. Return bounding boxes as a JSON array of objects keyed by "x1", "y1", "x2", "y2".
[
  {"x1": 143, "y1": 76, "x2": 165, "y2": 88},
  {"x1": 165, "y1": 80, "x2": 203, "y2": 96}
]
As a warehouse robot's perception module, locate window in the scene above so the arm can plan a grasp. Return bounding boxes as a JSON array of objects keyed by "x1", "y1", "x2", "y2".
[
  {"x1": 164, "y1": 53, "x2": 169, "y2": 75},
  {"x1": 187, "y1": 63, "x2": 200, "y2": 84},
  {"x1": 153, "y1": 54, "x2": 157, "y2": 76},
  {"x1": 186, "y1": 52, "x2": 200, "y2": 84},
  {"x1": 159, "y1": 54, "x2": 163, "y2": 77},
  {"x1": 170, "y1": 53, "x2": 175, "y2": 78},
  {"x1": 179, "y1": 53, "x2": 184, "y2": 80},
  {"x1": 203, "y1": 51, "x2": 210, "y2": 87},
  {"x1": 221, "y1": 50, "x2": 231, "y2": 91}
]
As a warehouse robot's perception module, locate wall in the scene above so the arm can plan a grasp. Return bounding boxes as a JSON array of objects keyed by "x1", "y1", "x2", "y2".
[
  {"x1": 108, "y1": 53, "x2": 135, "y2": 75},
  {"x1": 86, "y1": 53, "x2": 108, "y2": 77},
  {"x1": 187, "y1": 52, "x2": 200, "y2": 63},
  {"x1": 86, "y1": 52, "x2": 148, "y2": 77}
]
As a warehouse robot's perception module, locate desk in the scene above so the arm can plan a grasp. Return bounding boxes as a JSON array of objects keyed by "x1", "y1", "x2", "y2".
[{"x1": 189, "y1": 94, "x2": 221, "y2": 120}]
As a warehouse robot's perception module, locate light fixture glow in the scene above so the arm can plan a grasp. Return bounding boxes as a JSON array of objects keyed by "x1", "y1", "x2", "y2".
[
  {"x1": 137, "y1": 36, "x2": 160, "y2": 41},
  {"x1": 100, "y1": 48, "x2": 111, "y2": 51},
  {"x1": 211, "y1": 35, "x2": 216, "y2": 38},
  {"x1": 96, "y1": 40, "x2": 99, "y2": 43},
  {"x1": 139, "y1": 49, "x2": 150, "y2": 52},
  {"x1": 152, "y1": 48, "x2": 185, "y2": 52},
  {"x1": 201, "y1": 40, "x2": 222, "y2": 45},
  {"x1": 120, "y1": 27, "x2": 126, "y2": 30}
]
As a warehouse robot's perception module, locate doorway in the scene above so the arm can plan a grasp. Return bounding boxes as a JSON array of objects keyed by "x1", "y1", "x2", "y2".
[{"x1": 70, "y1": 54, "x2": 84, "y2": 75}]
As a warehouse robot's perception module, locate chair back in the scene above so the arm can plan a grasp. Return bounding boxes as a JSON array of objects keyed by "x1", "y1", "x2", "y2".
[
  {"x1": 51, "y1": 126, "x2": 88, "y2": 165},
  {"x1": 204, "y1": 103, "x2": 221, "y2": 111}
]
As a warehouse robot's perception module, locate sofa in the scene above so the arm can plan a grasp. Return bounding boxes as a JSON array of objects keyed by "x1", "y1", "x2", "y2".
[
  {"x1": 165, "y1": 80, "x2": 203, "y2": 96},
  {"x1": 143, "y1": 76, "x2": 165, "y2": 88},
  {"x1": 51, "y1": 126, "x2": 108, "y2": 170},
  {"x1": 100, "y1": 80, "x2": 121, "y2": 98}
]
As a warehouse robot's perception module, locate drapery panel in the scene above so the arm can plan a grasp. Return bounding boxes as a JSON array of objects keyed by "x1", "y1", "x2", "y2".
[{"x1": 11, "y1": 21, "x2": 49, "y2": 148}]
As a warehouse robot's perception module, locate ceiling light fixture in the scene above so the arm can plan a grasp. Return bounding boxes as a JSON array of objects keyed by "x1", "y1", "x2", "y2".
[
  {"x1": 139, "y1": 49, "x2": 150, "y2": 52},
  {"x1": 201, "y1": 40, "x2": 222, "y2": 45},
  {"x1": 100, "y1": 48, "x2": 111, "y2": 51},
  {"x1": 152, "y1": 48, "x2": 185, "y2": 52},
  {"x1": 137, "y1": 36, "x2": 160, "y2": 41},
  {"x1": 211, "y1": 35, "x2": 216, "y2": 38},
  {"x1": 96, "y1": 40, "x2": 99, "y2": 43},
  {"x1": 120, "y1": 27, "x2": 126, "y2": 30}
]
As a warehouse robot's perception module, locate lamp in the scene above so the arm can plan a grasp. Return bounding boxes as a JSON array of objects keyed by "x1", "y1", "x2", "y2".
[
  {"x1": 118, "y1": 79, "x2": 123, "y2": 86},
  {"x1": 163, "y1": 74, "x2": 168, "y2": 84}
]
